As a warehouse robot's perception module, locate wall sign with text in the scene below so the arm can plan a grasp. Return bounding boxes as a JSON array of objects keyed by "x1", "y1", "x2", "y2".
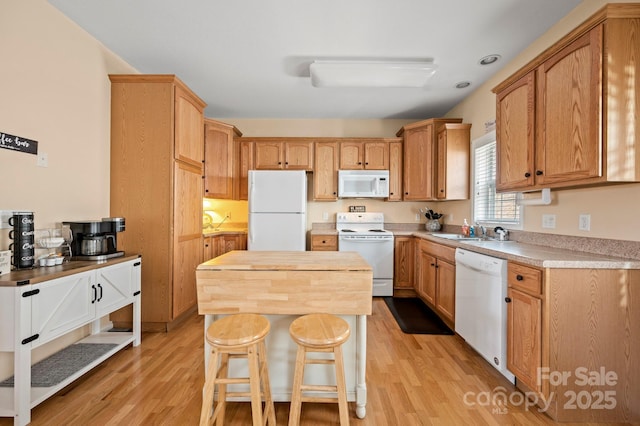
[{"x1": 0, "y1": 131, "x2": 38, "y2": 155}]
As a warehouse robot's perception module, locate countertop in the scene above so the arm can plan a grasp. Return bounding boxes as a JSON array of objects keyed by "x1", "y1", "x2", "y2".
[
  {"x1": 0, "y1": 254, "x2": 141, "y2": 287},
  {"x1": 203, "y1": 227, "x2": 247, "y2": 236},
  {"x1": 311, "y1": 227, "x2": 640, "y2": 269},
  {"x1": 196, "y1": 250, "x2": 372, "y2": 316},
  {"x1": 414, "y1": 232, "x2": 640, "y2": 269},
  {"x1": 197, "y1": 250, "x2": 371, "y2": 271}
]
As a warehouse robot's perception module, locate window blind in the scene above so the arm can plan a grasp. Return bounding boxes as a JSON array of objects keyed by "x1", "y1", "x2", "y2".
[{"x1": 473, "y1": 141, "x2": 520, "y2": 224}]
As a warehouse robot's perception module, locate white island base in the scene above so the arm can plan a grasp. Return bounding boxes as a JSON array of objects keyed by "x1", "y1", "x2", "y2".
[
  {"x1": 204, "y1": 313, "x2": 368, "y2": 418},
  {"x1": 196, "y1": 251, "x2": 373, "y2": 420}
]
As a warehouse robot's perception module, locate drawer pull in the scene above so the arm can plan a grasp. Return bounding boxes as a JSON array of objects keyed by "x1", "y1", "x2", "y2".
[
  {"x1": 516, "y1": 274, "x2": 524, "y2": 281},
  {"x1": 22, "y1": 334, "x2": 39, "y2": 345},
  {"x1": 505, "y1": 297, "x2": 512, "y2": 303},
  {"x1": 22, "y1": 289, "x2": 40, "y2": 298}
]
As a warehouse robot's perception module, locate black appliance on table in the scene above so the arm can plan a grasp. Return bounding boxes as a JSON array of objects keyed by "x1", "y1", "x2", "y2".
[{"x1": 63, "y1": 217, "x2": 125, "y2": 260}]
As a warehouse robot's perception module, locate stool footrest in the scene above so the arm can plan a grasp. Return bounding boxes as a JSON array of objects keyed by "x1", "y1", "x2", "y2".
[
  {"x1": 301, "y1": 384, "x2": 338, "y2": 392},
  {"x1": 215, "y1": 377, "x2": 250, "y2": 385},
  {"x1": 305, "y1": 359, "x2": 334, "y2": 365},
  {"x1": 301, "y1": 396, "x2": 340, "y2": 404}
]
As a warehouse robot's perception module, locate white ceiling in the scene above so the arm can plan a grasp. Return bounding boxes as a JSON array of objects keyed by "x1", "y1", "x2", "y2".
[{"x1": 49, "y1": 0, "x2": 582, "y2": 119}]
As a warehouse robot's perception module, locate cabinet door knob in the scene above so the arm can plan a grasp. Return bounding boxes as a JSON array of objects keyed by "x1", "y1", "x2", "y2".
[
  {"x1": 405, "y1": 192, "x2": 409, "y2": 195},
  {"x1": 536, "y1": 170, "x2": 543, "y2": 176},
  {"x1": 516, "y1": 274, "x2": 523, "y2": 281},
  {"x1": 524, "y1": 172, "x2": 531, "y2": 178},
  {"x1": 505, "y1": 297, "x2": 512, "y2": 303},
  {"x1": 430, "y1": 263, "x2": 435, "y2": 267}
]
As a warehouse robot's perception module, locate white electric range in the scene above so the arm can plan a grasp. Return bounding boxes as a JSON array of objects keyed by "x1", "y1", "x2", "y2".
[{"x1": 336, "y1": 212, "x2": 394, "y2": 296}]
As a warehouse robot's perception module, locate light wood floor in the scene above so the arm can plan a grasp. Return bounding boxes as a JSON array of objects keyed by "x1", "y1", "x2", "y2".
[{"x1": 1, "y1": 299, "x2": 633, "y2": 425}]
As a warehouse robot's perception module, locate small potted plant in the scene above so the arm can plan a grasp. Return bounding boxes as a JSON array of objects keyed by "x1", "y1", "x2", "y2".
[{"x1": 421, "y1": 207, "x2": 443, "y2": 232}]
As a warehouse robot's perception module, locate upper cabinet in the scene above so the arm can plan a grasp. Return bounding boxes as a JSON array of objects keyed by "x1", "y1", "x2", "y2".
[
  {"x1": 174, "y1": 86, "x2": 206, "y2": 167},
  {"x1": 339, "y1": 140, "x2": 389, "y2": 170},
  {"x1": 388, "y1": 140, "x2": 403, "y2": 201},
  {"x1": 313, "y1": 141, "x2": 339, "y2": 201},
  {"x1": 397, "y1": 118, "x2": 469, "y2": 201},
  {"x1": 436, "y1": 123, "x2": 471, "y2": 200},
  {"x1": 493, "y1": 4, "x2": 640, "y2": 192},
  {"x1": 204, "y1": 118, "x2": 242, "y2": 199},
  {"x1": 250, "y1": 139, "x2": 314, "y2": 171}
]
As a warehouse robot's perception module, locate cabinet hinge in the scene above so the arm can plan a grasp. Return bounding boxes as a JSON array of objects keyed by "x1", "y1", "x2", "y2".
[
  {"x1": 22, "y1": 289, "x2": 40, "y2": 298},
  {"x1": 21, "y1": 334, "x2": 39, "y2": 345}
]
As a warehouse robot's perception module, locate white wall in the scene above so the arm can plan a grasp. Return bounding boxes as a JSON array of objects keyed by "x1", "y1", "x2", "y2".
[{"x1": 0, "y1": 0, "x2": 137, "y2": 379}]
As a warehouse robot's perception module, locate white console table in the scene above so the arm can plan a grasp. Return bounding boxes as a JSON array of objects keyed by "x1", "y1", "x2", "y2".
[{"x1": 0, "y1": 255, "x2": 142, "y2": 426}]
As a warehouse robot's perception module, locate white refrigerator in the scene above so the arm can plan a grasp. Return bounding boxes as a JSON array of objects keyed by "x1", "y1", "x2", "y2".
[{"x1": 248, "y1": 170, "x2": 307, "y2": 251}]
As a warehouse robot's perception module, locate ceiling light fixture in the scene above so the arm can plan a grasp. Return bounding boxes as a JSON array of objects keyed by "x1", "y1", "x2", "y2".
[
  {"x1": 455, "y1": 81, "x2": 471, "y2": 89},
  {"x1": 478, "y1": 54, "x2": 501, "y2": 66},
  {"x1": 309, "y1": 60, "x2": 437, "y2": 88}
]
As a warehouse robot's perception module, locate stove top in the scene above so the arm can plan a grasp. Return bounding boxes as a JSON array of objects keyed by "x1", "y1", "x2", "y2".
[{"x1": 336, "y1": 212, "x2": 392, "y2": 236}]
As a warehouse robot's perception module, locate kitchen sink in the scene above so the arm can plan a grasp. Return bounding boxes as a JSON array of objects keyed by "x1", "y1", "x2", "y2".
[{"x1": 429, "y1": 233, "x2": 485, "y2": 241}]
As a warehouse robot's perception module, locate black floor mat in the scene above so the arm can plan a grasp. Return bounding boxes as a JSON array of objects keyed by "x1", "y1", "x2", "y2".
[{"x1": 383, "y1": 297, "x2": 454, "y2": 335}]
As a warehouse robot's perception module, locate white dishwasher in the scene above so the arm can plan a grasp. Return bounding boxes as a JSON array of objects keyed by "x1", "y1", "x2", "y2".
[{"x1": 455, "y1": 248, "x2": 515, "y2": 383}]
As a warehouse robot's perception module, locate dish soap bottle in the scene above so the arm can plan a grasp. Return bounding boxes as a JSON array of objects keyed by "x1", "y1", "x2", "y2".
[{"x1": 462, "y1": 219, "x2": 470, "y2": 237}]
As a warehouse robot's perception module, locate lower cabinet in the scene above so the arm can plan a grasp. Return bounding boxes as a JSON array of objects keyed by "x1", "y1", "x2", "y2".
[
  {"x1": 416, "y1": 239, "x2": 455, "y2": 327},
  {"x1": 310, "y1": 234, "x2": 338, "y2": 251},
  {"x1": 0, "y1": 257, "x2": 142, "y2": 426},
  {"x1": 505, "y1": 262, "x2": 640, "y2": 422},
  {"x1": 393, "y1": 237, "x2": 414, "y2": 291},
  {"x1": 203, "y1": 233, "x2": 247, "y2": 261},
  {"x1": 506, "y1": 262, "x2": 543, "y2": 394}
]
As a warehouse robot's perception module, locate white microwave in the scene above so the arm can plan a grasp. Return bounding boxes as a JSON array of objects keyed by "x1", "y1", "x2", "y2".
[{"x1": 338, "y1": 170, "x2": 389, "y2": 198}]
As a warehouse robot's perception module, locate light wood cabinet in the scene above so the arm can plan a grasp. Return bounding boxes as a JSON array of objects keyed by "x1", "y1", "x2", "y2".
[
  {"x1": 494, "y1": 5, "x2": 640, "y2": 191},
  {"x1": 506, "y1": 262, "x2": 543, "y2": 394},
  {"x1": 310, "y1": 234, "x2": 338, "y2": 251},
  {"x1": 204, "y1": 119, "x2": 242, "y2": 199},
  {"x1": 393, "y1": 236, "x2": 413, "y2": 291},
  {"x1": 109, "y1": 74, "x2": 206, "y2": 331},
  {"x1": 204, "y1": 233, "x2": 247, "y2": 261},
  {"x1": 436, "y1": 123, "x2": 471, "y2": 200},
  {"x1": 388, "y1": 141, "x2": 403, "y2": 201},
  {"x1": 495, "y1": 72, "x2": 536, "y2": 190},
  {"x1": 506, "y1": 259, "x2": 640, "y2": 422},
  {"x1": 313, "y1": 141, "x2": 339, "y2": 201},
  {"x1": 252, "y1": 139, "x2": 314, "y2": 170},
  {"x1": 416, "y1": 239, "x2": 455, "y2": 327},
  {"x1": 339, "y1": 140, "x2": 389, "y2": 170},
  {"x1": 397, "y1": 118, "x2": 467, "y2": 201},
  {"x1": 236, "y1": 139, "x2": 254, "y2": 200}
]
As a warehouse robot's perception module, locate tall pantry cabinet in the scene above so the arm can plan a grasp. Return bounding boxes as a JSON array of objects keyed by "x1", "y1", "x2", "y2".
[{"x1": 109, "y1": 75, "x2": 206, "y2": 331}]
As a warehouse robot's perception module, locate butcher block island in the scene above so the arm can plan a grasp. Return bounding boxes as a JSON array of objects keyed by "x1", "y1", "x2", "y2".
[{"x1": 196, "y1": 250, "x2": 373, "y2": 418}]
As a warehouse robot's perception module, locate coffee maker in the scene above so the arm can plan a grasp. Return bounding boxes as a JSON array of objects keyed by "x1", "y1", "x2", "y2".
[{"x1": 63, "y1": 217, "x2": 125, "y2": 260}]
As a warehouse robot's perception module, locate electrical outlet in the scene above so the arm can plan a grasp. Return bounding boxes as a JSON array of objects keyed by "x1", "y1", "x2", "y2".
[
  {"x1": 0, "y1": 210, "x2": 13, "y2": 229},
  {"x1": 579, "y1": 214, "x2": 591, "y2": 231},
  {"x1": 415, "y1": 213, "x2": 420, "y2": 221},
  {"x1": 322, "y1": 212, "x2": 329, "y2": 220},
  {"x1": 542, "y1": 214, "x2": 556, "y2": 229}
]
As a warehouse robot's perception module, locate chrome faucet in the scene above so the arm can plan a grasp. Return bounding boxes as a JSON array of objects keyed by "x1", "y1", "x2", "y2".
[{"x1": 475, "y1": 222, "x2": 487, "y2": 239}]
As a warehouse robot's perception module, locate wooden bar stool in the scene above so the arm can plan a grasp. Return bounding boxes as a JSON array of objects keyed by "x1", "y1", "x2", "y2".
[
  {"x1": 200, "y1": 314, "x2": 276, "y2": 426},
  {"x1": 288, "y1": 313, "x2": 351, "y2": 426}
]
